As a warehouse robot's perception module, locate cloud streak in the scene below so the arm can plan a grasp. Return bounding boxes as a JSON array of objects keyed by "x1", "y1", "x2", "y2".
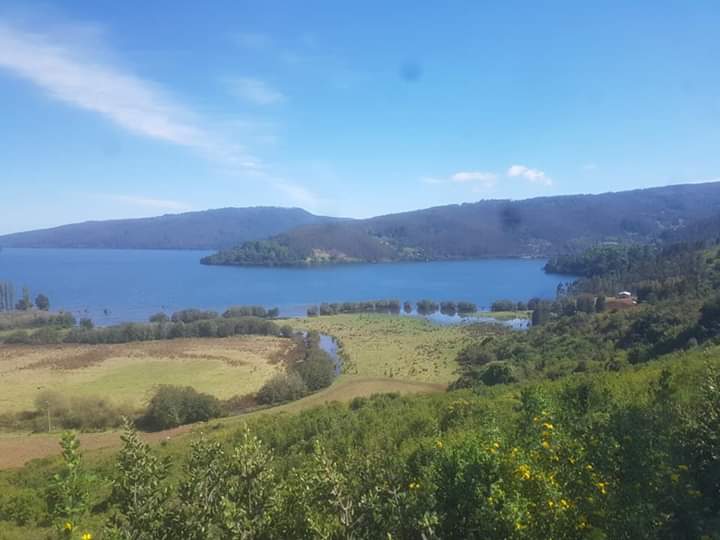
[
  {"x1": 227, "y1": 77, "x2": 286, "y2": 105},
  {"x1": 0, "y1": 21, "x2": 260, "y2": 171},
  {"x1": 422, "y1": 170, "x2": 497, "y2": 190},
  {"x1": 273, "y1": 181, "x2": 324, "y2": 210},
  {"x1": 507, "y1": 164, "x2": 553, "y2": 186}
]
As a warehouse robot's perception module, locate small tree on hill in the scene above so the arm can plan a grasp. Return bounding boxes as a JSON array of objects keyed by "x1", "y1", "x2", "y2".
[{"x1": 35, "y1": 293, "x2": 50, "y2": 311}]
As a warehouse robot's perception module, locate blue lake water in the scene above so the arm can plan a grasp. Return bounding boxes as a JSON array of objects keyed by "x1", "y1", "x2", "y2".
[{"x1": 0, "y1": 248, "x2": 572, "y2": 325}]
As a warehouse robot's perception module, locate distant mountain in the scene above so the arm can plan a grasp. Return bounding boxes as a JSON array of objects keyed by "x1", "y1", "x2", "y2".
[
  {"x1": 0, "y1": 207, "x2": 344, "y2": 250},
  {"x1": 202, "y1": 182, "x2": 720, "y2": 266}
]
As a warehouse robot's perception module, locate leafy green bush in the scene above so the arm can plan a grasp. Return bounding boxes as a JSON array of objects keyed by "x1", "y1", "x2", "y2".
[
  {"x1": 139, "y1": 386, "x2": 222, "y2": 431},
  {"x1": 256, "y1": 372, "x2": 308, "y2": 405}
]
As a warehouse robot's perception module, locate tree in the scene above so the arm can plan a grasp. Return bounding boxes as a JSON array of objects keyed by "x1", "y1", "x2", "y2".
[
  {"x1": 576, "y1": 294, "x2": 596, "y2": 314},
  {"x1": 105, "y1": 420, "x2": 171, "y2": 539},
  {"x1": 0, "y1": 282, "x2": 16, "y2": 312},
  {"x1": 531, "y1": 301, "x2": 552, "y2": 326},
  {"x1": 15, "y1": 287, "x2": 31, "y2": 311},
  {"x1": 79, "y1": 318, "x2": 94, "y2": 330},
  {"x1": 35, "y1": 293, "x2": 50, "y2": 311}
]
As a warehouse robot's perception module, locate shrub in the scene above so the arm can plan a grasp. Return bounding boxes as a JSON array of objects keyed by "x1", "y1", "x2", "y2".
[
  {"x1": 256, "y1": 372, "x2": 308, "y2": 405},
  {"x1": 79, "y1": 317, "x2": 94, "y2": 330},
  {"x1": 140, "y1": 385, "x2": 222, "y2": 431},
  {"x1": 294, "y1": 348, "x2": 335, "y2": 391},
  {"x1": 491, "y1": 299, "x2": 516, "y2": 312},
  {"x1": 3, "y1": 330, "x2": 31, "y2": 344},
  {"x1": 149, "y1": 312, "x2": 169, "y2": 323},
  {"x1": 479, "y1": 362, "x2": 517, "y2": 386},
  {"x1": 171, "y1": 309, "x2": 219, "y2": 323}
]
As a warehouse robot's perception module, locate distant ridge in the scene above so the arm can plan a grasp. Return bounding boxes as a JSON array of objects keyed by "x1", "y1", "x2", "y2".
[
  {"x1": 202, "y1": 182, "x2": 720, "y2": 266},
  {"x1": 0, "y1": 207, "x2": 345, "y2": 250}
]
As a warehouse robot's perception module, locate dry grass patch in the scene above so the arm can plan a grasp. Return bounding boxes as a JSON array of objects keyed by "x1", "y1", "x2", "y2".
[{"x1": 0, "y1": 336, "x2": 294, "y2": 413}]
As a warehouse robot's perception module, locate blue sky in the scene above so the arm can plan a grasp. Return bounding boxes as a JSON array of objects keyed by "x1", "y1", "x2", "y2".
[{"x1": 1, "y1": 1, "x2": 719, "y2": 234}]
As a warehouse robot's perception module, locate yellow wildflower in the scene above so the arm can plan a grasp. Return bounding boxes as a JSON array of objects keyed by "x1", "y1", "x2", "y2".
[
  {"x1": 493, "y1": 441, "x2": 500, "y2": 449},
  {"x1": 548, "y1": 500, "x2": 555, "y2": 508},
  {"x1": 517, "y1": 464, "x2": 531, "y2": 480},
  {"x1": 542, "y1": 422, "x2": 554, "y2": 430},
  {"x1": 64, "y1": 522, "x2": 74, "y2": 532},
  {"x1": 560, "y1": 499, "x2": 570, "y2": 510},
  {"x1": 435, "y1": 439, "x2": 443, "y2": 449},
  {"x1": 541, "y1": 440, "x2": 551, "y2": 449},
  {"x1": 596, "y1": 481, "x2": 608, "y2": 495},
  {"x1": 82, "y1": 533, "x2": 93, "y2": 540}
]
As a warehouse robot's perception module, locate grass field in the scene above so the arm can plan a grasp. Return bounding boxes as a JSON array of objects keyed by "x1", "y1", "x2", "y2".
[
  {"x1": 292, "y1": 313, "x2": 503, "y2": 384},
  {"x1": 0, "y1": 336, "x2": 293, "y2": 414}
]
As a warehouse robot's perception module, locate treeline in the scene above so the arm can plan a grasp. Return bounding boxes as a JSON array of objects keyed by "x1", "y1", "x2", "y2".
[
  {"x1": 149, "y1": 305, "x2": 280, "y2": 324},
  {"x1": 1, "y1": 304, "x2": 285, "y2": 345},
  {"x1": 63, "y1": 317, "x2": 291, "y2": 345},
  {"x1": 546, "y1": 242, "x2": 708, "y2": 299},
  {"x1": 8, "y1": 359, "x2": 720, "y2": 539},
  {"x1": 3, "y1": 316, "x2": 292, "y2": 346},
  {"x1": 454, "y1": 243, "x2": 720, "y2": 389},
  {"x1": 0, "y1": 282, "x2": 50, "y2": 311},
  {"x1": 306, "y1": 299, "x2": 478, "y2": 317}
]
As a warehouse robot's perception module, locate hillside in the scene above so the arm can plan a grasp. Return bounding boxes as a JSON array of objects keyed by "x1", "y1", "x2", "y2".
[
  {"x1": 203, "y1": 181, "x2": 720, "y2": 266},
  {"x1": 0, "y1": 207, "x2": 342, "y2": 250}
]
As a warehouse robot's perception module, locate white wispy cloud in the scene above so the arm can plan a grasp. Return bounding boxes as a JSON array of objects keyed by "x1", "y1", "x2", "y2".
[
  {"x1": 0, "y1": 20, "x2": 260, "y2": 171},
  {"x1": 507, "y1": 164, "x2": 553, "y2": 186},
  {"x1": 273, "y1": 181, "x2": 323, "y2": 210},
  {"x1": 106, "y1": 195, "x2": 192, "y2": 212},
  {"x1": 227, "y1": 77, "x2": 286, "y2": 105},
  {"x1": 450, "y1": 171, "x2": 497, "y2": 185},
  {"x1": 421, "y1": 170, "x2": 496, "y2": 189}
]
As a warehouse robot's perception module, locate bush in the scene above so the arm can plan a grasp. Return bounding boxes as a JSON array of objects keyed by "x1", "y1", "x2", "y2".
[
  {"x1": 30, "y1": 390, "x2": 133, "y2": 431},
  {"x1": 0, "y1": 490, "x2": 45, "y2": 526},
  {"x1": 139, "y1": 385, "x2": 222, "y2": 431},
  {"x1": 294, "y1": 348, "x2": 335, "y2": 391},
  {"x1": 479, "y1": 362, "x2": 517, "y2": 386},
  {"x1": 491, "y1": 299, "x2": 516, "y2": 312},
  {"x1": 256, "y1": 372, "x2": 308, "y2": 405},
  {"x1": 149, "y1": 312, "x2": 169, "y2": 323},
  {"x1": 171, "y1": 309, "x2": 218, "y2": 323}
]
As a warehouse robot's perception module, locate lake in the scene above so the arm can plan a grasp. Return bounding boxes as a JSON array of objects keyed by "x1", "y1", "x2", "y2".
[{"x1": 0, "y1": 248, "x2": 572, "y2": 325}]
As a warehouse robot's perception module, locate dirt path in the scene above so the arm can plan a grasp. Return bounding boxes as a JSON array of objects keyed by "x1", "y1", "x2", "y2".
[
  {"x1": 0, "y1": 376, "x2": 445, "y2": 470},
  {"x1": 0, "y1": 424, "x2": 194, "y2": 469}
]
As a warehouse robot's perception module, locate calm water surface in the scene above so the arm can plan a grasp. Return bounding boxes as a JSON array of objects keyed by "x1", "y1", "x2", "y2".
[{"x1": 0, "y1": 249, "x2": 571, "y2": 325}]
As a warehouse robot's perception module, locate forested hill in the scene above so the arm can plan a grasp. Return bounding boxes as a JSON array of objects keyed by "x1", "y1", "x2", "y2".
[
  {"x1": 0, "y1": 207, "x2": 343, "y2": 250},
  {"x1": 203, "y1": 182, "x2": 720, "y2": 266}
]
